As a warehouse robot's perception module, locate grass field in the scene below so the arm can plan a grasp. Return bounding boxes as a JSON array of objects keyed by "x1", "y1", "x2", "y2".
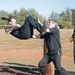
[{"x1": 0, "y1": 29, "x2": 75, "y2": 71}]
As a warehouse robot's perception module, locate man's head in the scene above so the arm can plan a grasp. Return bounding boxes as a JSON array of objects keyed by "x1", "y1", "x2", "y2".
[
  {"x1": 8, "y1": 16, "x2": 16, "y2": 25},
  {"x1": 2, "y1": 16, "x2": 16, "y2": 25},
  {"x1": 46, "y1": 17, "x2": 58, "y2": 28}
]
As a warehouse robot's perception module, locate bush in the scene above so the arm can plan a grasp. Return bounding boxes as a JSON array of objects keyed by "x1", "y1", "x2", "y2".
[{"x1": 58, "y1": 21, "x2": 73, "y2": 29}]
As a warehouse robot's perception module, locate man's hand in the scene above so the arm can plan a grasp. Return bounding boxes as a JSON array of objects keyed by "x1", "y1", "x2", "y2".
[
  {"x1": 70, "y1": 37, "x2": 75, "y2": 43},
  {"x1": 42, "y1": 28, "x2": 50, "y2": 35},
  {"x1": 45, "y1": 28, "x2": 50, "y2": 32},
  {"x1": 32, "y1": 34, "x2": 40, "y2": 39},
  {"x1": 36, "y1": 17, "x2": 43, "y2": 25},
  {"x1": 32, "y1": 35, "x2": 36, "y2": 38},
  {"x1": 70, "y1": 37, "x2": 73, "y2": 43}
]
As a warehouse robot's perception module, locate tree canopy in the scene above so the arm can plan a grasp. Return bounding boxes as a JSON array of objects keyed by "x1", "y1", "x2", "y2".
[{"x1": 0, "y1": 7, "x2": 73, "y2": 29}]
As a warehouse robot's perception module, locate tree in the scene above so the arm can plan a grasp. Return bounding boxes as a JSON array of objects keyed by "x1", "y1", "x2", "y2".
[
  {"x1": 18, "y1": 8, "x2": 28, "y2": 21},
  {"x1": 60, "y1": 8, "x2": 71, "y2": 21},
  {"x1": 13, "y1": 10, "x2": 19, "y2": 20},
  {"x1": 50, "y1": 11, "x2": 60, "y2": 21},
  {"x1": 0, "y1": 10, "x2": 8, "y2": 17},
  {"x1": 28, "y1": 8, "x2": 45, "y2": 24}
]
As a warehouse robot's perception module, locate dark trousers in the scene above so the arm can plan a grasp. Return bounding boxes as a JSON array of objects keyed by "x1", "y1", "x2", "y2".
[
  {"x1": 38, "y1": 52, "x2": 69, "y2": 75},
  {"x1": 10, "y1": 15, "x2": 43, "y2": 39}
]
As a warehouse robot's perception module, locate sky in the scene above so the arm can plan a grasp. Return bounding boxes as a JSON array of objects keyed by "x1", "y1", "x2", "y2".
[{"x1": 0, "y1": 0, "x2": 75, "y2": 19}]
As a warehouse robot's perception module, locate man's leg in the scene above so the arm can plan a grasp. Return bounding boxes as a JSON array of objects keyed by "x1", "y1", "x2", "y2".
[
  {"x1": 20, "y1": 19, "x2": 32, "y2": 39},
  {"x1": 20, "y1": 15, "x2": 44, "y2": 39},
  {"x1": 25, "y1": 15, "x2": 44, "y2": 34},
  {"x1": 52, "y1": 53, "x2": 69, "y2": 75},
  {"x1": 38, "y1": 54, "x2": 51, "y2": 75}
]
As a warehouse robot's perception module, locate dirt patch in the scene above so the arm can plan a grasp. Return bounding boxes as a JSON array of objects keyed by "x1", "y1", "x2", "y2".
[{"x1": 0, "y1": 29, "x2": 75, "y2": 75}]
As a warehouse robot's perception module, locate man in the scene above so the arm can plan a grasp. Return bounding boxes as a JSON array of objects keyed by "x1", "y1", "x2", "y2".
[
  {"x1": 2, "y1": 15, "x2": 44, "y2": 40},
  {"x1": 34, "y1": 18, "x2": 69, "y2": 75},
  {"x1": 70, "y1": 30, "x2": 75, "y2": 43}
]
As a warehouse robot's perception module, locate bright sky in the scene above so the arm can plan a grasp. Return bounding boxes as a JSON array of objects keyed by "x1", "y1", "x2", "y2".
[{"x1": 0, "y1": 0, "x2": 75, "y2": 18}]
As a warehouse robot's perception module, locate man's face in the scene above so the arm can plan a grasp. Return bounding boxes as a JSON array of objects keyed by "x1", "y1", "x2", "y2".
[
  {"x1": 47, "y1": 21, "x2": 55, "y2": 28},
  {"x1": 9, "y1": 18, "x2": 16, "y2": 25}
]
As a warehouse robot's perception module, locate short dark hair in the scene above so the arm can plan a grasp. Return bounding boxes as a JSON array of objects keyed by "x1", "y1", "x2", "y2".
[
  {"x1": 1, "y1": 16, "x2": 15, "y2": 22},
  {"x1": 8, "y1": 16, "x2": 15, "y2": 22},
  {"x1": 48, "y1": 17, "x2": 57, "y2": 22}
]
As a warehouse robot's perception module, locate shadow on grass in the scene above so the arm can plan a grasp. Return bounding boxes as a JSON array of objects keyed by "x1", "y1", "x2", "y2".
[
  {"x1": 0, "y1": 66, "x2": 39, "y2": 75},
  {"x1": 3, "y1": 62, "x2": 37, "y2": 67},
  {"x1": 2, "y1": 62, "x2": 39, "y2": 75},
  {"x1": 0, "y1": 62, "x2": 74, "y2": 75}
]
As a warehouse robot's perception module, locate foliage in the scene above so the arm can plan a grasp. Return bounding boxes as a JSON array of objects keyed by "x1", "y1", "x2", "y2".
[
  {"x1": 0, "y1": 7, "x2": 73, "y2": 28},
  {"x1": 0, "y1": 10, "x2": 8, "y2": 17},
  {"x1": 58, "y1": 21, "x2": 72, "y2": 29},
  {"x1": 50, "y1": 11, "x2": 60, "y2": 21},
  {"x1": 60, "y1": 8, "x2": 72, "y2": 21}
]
